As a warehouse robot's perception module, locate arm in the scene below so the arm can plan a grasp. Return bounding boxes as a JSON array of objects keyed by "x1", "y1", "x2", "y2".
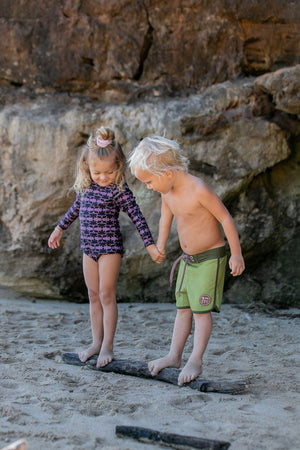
[
  {"x1": 117, "y1": 186, "x2": 165, "y2": 263},
  {"x1": 147, "y1": 195, "x2": 171, "y2": 263},
  {"x1": 48, "y1": 194, "x2": 81, "y2": 249},
  {"x1": 117, "y1": 184, "x2": 155, "y2": 248},
  {"x1": 198, "y1": 184, "x2": 245, "y2": 276},
  {"x1": 57, "y1": 194, "x2": 81, "y2": 230},
  {"x1": 220, "y1": 214, "x2": 245, "y2": 276},
  {"x1": 156, "y1": 196, "x2": 174, "y2": 254}
]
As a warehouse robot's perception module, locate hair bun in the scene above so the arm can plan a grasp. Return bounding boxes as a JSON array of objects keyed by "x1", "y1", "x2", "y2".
[
  {"x1": 95, "y1": 126, "x2": 115, "y2": 148},
  {"x1": 96, "y1": 137, "x2": 112, "y2": 148}
]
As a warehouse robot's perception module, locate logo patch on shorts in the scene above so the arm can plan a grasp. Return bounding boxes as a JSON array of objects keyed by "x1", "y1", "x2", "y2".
[{"x1": 199, "y1": 294, "x2": 211, "y2": 306}]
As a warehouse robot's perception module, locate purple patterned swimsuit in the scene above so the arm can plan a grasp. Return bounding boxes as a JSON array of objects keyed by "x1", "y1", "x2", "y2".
[{"x1": 58, "y1": 182, "x2": 154, "y2": 261}]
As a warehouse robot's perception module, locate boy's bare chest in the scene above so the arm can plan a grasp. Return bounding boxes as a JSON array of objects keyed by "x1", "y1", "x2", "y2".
[{"x1": 165, "y1": 192, "x2": 206, "y2": 219}]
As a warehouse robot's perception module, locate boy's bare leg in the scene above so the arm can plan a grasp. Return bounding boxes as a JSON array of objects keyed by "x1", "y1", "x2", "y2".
[
  {"x1": 96, "y1": 254, "x2": 121, "y2": 368},
  {"x1": 79, "y1": 254, "x2": 103, "y2": 362},
  {"x1": 148, "y1": 308, "x2": 193, "y2": 375},
  {"x1": 178, "y1": 312, "x2": 212, "y2": 386}
]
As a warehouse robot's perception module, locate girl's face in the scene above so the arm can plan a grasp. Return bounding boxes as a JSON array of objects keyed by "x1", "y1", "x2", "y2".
[{"x1": 88, "y1": 153, "x2": 118, "y2": 187}]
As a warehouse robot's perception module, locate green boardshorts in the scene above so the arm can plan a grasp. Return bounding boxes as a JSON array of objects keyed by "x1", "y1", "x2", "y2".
[{"x1": 173, "y1": 246, "x2": 227, "y2": 314}]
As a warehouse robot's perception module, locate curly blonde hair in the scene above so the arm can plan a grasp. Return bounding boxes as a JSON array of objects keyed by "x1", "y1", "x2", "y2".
[
  {"x1": 73, "y1": 127, "x2": 126, "y2": 192},
  {"x1": 128, "y1": 135, "x2": 189, "y2": 176}
]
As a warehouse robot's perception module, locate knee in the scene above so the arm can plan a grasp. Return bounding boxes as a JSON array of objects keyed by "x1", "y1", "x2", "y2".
[
  {"x1": 194, "y1": 311, "x2": 212, "y2": 325},
  {"x1": 88, "y1": 289, "x2": 99, "y2": 304},
  {"x1": 177, "y1": 308, "x2": 193, "y2": 318},
  {"x1": 99, "y1": 288, "x2": 115, "y2": 306}
]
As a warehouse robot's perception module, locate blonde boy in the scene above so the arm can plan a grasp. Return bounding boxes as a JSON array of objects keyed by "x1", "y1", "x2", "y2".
[{"x1": 129, "y1": 136, "x2": 245, "y2": 386}]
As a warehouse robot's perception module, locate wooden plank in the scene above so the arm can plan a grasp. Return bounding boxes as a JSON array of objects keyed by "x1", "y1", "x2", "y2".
[
  {"x1": 62, "y1": 352, "x2": 247, "y2": 394},
  {"x1": 115, "y1": 425, "x2": 231, "y2": 449}
]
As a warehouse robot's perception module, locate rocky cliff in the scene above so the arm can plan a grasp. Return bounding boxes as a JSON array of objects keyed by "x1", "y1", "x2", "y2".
[{"x1": 0, "y1": 1, "x2": 299, "y2": 306}]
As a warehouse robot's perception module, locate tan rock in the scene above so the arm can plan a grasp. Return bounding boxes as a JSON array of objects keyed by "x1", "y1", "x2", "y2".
[{"x1": 0, "y1": 71, "x2": 298, "y2": 305}]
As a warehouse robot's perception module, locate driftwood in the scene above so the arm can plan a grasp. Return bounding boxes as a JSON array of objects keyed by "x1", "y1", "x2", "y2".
[
  {"x1": 115, "y1": 425, "x2": 231, "y2": 449},
  {"x1": 0, "y1": 439, "x2": 27, "y2": 450},
  {"x1": 62, "y1": 352, "x2": 247, "y2": 394}
]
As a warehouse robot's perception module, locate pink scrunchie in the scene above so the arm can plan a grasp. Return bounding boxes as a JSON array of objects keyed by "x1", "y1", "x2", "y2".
[{"x1": 96, "y1": 137, "x2": 112, "y2": 148}]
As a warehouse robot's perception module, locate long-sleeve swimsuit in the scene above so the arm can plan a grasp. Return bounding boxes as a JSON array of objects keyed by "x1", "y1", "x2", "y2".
[{"x1": 57, "y1": 182, "x2": 154, "y2": 261}]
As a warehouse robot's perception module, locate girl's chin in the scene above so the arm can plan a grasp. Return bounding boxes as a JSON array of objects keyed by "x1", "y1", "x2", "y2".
[{"x1": 96, "y1": 182, "x2": 112, "y2": 187}]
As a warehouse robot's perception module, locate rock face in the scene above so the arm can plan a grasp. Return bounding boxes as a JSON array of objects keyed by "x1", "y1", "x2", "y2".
[
  {"x1": 0, "y1": 0, "x2": 299, "y2": 100},
  {"x1": 0, "y1": 2, "x2": 299, "y2": 306}
]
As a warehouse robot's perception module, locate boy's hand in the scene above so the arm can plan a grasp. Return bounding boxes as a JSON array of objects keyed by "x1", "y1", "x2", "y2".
[
  {"x1": 229, "y1": 254, "x2": 245, "y2": 276},
  {"x1": 146, "y1": 244, "x2": 166, "y2": 263},
  {"x1": 157, "y1": 246, "x2": 166, "y2": 257},
  {"x1": 48, "y1": 227, "x2": 63, "y2": 249}
]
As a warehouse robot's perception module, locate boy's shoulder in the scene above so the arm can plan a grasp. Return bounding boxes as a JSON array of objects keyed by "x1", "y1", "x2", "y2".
[
  {"x1": 168, "y1": 173, "x2": 208, "y2": 199},
  {"x1": 181, "y1": 175, "x2": 214, "y2": 201},
  {"x1": 184, "y1": 173, "x2": 207, "y2": 189}
]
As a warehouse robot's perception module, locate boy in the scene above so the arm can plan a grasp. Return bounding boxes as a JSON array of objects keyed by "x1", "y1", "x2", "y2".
[{"x1": 129, "y1": 135, "x2": 245, "y2": 386}]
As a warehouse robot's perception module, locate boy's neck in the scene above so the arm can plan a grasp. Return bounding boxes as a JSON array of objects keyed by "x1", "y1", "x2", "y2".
[{"x1": 170, "y1": 170, "x2": 189, "y2": 192}]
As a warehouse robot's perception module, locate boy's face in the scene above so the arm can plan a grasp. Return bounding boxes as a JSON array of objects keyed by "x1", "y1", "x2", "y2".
[{"x1": 135, "y1": 169, "x2": 173, "y2": 194}]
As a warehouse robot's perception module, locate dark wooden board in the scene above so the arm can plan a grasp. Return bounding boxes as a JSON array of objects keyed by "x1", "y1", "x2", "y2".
[
  {"x1": 62, "y1": 352, "x2": 247, "y2": 394},
  {"x1": 115, "y1": 425, "x2": 231, "y2": 449}
]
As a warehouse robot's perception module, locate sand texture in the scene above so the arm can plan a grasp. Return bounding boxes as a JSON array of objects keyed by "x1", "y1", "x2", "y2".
[{"x1": 0, "y1": 287, "x2": 299, "y2": 449}]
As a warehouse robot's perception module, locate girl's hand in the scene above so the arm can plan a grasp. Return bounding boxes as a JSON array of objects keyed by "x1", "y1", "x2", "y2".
[
  {"x1": 48, "y1": 227, "x2": 63, "y2": 249},
  {"x1": 146, "y1": 244, "x2": 166, "y2": 263}
]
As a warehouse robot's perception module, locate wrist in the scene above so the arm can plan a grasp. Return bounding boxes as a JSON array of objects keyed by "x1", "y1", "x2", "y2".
[{"x1": 55, "y1": 226, "x2": 63, "y2": 233}]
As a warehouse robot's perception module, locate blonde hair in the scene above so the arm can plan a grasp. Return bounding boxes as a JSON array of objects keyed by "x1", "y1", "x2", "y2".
[
  {"x1": 129, "y1": 135, "x2": 189, "y2": 176},
  {"x1": 73, "y1": 127, "x2": 126, "y2": 192}
]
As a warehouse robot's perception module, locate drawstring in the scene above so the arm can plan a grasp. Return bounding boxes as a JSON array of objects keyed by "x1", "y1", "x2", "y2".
[
  {"x1": 169, "y1": 254, "x2": 192, "y2": 295},
  {"x1": 170, "y1": 247, "x2": 226, "y2": 295}
]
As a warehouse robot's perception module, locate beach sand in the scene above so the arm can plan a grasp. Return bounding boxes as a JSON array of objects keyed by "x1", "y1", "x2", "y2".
[{"x1": 0, "y1": 287, "x2": 299, "y2": 449}]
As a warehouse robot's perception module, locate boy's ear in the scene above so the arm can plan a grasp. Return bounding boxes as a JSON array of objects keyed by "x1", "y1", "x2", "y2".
[{"x1": 164, "y1": 168, "x2": 173, "y2": 178}]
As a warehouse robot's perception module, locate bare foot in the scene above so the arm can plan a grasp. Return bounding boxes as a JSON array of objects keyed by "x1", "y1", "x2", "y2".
[
  {"x1": 78, "y1": 344, "x2": 100, "y2": 363},
  {"x1": 178, "y1": 358, "x2": 202, "y2": 386},
  {"x1": 148, "y1": 354, "x2": 181, "y2": 376},
  {"x1": 96, "y1": 348, "x2": 113, "y2": 368}
]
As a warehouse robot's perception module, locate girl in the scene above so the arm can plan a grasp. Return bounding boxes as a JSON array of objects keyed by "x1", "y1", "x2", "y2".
[{"x1": 48, "y1": 127, "x2": 164, "y2": 368}]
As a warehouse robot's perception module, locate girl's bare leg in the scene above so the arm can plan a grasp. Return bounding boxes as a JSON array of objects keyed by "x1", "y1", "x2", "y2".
[
  {"x1": 148, "y1": 308, "x2": 193, "y2": 375},
  {"x1": 78, "y1": 254, "x2": 103, "y2": 362},
  {"x1": 178, "y1": 312, "x2": 212, "y2": 386},
  {"x1": 96, "y1": 253, "x2": 121, "y2": 368}
]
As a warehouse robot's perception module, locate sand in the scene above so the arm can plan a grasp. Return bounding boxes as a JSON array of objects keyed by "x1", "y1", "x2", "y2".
[{"x1": 0, "y1": 286, "x2": 299, "y2": 450}]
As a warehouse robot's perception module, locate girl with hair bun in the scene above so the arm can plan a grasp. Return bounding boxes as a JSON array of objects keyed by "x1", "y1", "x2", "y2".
[{"x1": 48, "y1": 127, "x2": 164, "y2": 368}]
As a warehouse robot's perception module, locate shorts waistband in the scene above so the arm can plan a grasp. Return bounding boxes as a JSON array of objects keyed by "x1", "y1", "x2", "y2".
[
  {"x1": 170, "y1": 246, "x2": 226, "y2": 294},
  {"x1": 187, "y1": 246, "x2": 226, "y2": 263}
]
